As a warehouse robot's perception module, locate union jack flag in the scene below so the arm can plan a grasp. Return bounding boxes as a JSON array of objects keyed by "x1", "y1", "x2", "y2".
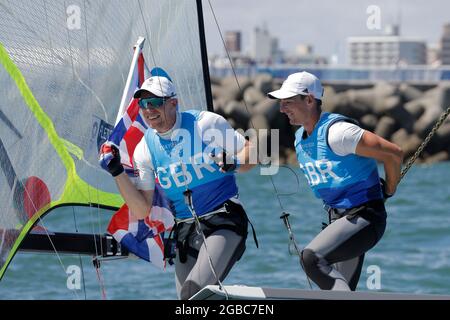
[
  {"x1": 105, "y1": 38, "x2": 175, "y2": 269},
  {"x1": 107, "y1": 48, "x2": 147, "y2": 170},
  {"x1": 107, "y1": 184, "x2": 174, "y2": 269}
]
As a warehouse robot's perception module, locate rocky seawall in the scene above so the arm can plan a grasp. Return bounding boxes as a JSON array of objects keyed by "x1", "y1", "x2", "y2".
[{"x1": 211, "y1": 74, "x2": 450, "y2": 165}]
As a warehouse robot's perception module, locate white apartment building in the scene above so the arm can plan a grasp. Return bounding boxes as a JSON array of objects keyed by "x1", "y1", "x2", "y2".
[
  {"x1": 250, "y1": 25, "x2": 281, "y2": 63},
  {"x1": 347, "y1": 36, "x2": 427, "y2": 66}
]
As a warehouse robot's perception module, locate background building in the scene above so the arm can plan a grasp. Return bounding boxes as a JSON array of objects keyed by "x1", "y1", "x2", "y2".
[
  {"x1": 224, "y1": 31, "x2": 241, "y2": 54},
  {"x1": 439, "y1": 23, "x2": 450, "y2": 65},
  {"x1": 427, "y1": 44, "x2": 441, "y2": 66},
  {"x1": 250, "y1": 25, "x2": 282, "y2": 64},
  {"x1": 283, "y1": 44, "x2": 328, "y2": 65},
  {"x1": 347, "y1": 37, "x2": 427, "y2": 66},
  {"x1": 347, "y1": 25, "x2": 427, "y2": 66}
]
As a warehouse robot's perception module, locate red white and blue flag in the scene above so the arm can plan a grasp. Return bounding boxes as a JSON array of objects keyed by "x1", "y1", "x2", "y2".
[
  {"x1": 105, "y1": 38, "x2": 175, "y2": 269},
  {"x1": 107, "y1": 184, "x2": 174, "y2": 269},
  {"x1": 108, "y1": 44, "x2": 147, "y2": 170}
]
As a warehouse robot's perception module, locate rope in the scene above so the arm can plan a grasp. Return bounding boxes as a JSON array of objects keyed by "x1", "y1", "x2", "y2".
[{"x1": 400, "y1": 106, "x2": 450, "y2": 180}]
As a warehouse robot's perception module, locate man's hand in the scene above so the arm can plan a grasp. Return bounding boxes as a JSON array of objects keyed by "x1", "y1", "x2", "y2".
[
  {"x1": 99, "y1": 143, "x2": 124, "y2": 177},
  {"x1": 380, "y1": 178, "x2": 393, "y2": 201},
  {"x1": 209, "y1": 150, "x2": 239, "y2": 173}
]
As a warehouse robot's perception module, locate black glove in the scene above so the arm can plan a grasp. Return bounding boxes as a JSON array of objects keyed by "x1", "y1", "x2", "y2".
[
  {"x1": 380, "y1": 178, "x2": 393, "y2": 201},
  {"x1": 99, "y1": 143, "x2": 124, "y2": 177},
  {"x1": 209, "y1": 150, "x2": 239, "y2": 173}
]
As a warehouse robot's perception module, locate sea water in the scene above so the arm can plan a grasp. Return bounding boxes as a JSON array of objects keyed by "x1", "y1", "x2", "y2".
[{"x1": 0, "y1": 162, "x2": 449, "y2": 299}]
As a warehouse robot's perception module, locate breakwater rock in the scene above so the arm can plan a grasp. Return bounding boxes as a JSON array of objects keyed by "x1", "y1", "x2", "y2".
[{"x1": 211, "y1": 74, "x2": 450, "y2": 165}]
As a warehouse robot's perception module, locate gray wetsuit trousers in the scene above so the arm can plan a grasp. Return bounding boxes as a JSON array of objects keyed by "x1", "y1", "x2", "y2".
[
  {"x1": 301, "y1": 199, "x2": 387, "y2": 291},
  {"x1": 174, "y1": 201, "x2": 248, "y2": 299}
]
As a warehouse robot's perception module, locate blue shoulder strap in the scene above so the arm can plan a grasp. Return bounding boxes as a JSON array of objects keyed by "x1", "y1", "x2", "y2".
[{"x1": 144, "y1": 129, "x2": 159, "y2": 170}]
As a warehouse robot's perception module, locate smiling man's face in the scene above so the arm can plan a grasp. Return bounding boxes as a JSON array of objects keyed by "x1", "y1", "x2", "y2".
[{"x1": 139, "y1": 91, "x2": 178, "y2": 133}]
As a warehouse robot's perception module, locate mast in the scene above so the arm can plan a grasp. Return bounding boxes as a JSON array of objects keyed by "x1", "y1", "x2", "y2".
[{"x1": 196, "y1": 0, "x2": 214, "y2": 112}]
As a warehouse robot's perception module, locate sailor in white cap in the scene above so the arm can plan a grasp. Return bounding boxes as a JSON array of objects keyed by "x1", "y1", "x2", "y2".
[
  {"x1": 101, "y1": 75, "x2": 256, "y2": 299},
  {"x1": 268, "y1": 71, "x2": 403, "y2": 291}
]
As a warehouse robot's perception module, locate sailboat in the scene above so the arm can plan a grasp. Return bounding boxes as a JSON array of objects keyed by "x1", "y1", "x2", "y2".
[{"x1": 1, "y1": 0, "x2": 449, "y2": 300}]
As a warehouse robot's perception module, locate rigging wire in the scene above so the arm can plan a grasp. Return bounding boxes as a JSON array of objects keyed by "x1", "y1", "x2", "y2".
[
  {"x1": 80, "y1": 0, "x2": 108, "y2": 300},
  {"x1": 21, "y1": 185, "x2": 80, "y2": 299},
  {"x1": 87, "y1": 186, "x2": 108, "y2": 299},
  {"x1": 206, "y1": 0, "x2": 313, "y2": 289},
  {"x1": 179, "y1": 161, "x2": 229, "y2": 300},
  {"x1": 94, "y1": 261, "x2": 108, "y2": 300},
  {"x1": 72, "y1": 206, "x2": 87, "y2": 300},
  {"x1": 58, "y1": 0, "x2": 108, "y2": 299}
]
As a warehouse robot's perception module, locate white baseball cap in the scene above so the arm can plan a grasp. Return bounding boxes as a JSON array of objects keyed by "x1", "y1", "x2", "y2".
[
  {"x1": 133, "y1": 76, "x2": 177, "y2": 98},
  {"x1": 267, "y1": 71, "x2": 323, "y2": 100}
]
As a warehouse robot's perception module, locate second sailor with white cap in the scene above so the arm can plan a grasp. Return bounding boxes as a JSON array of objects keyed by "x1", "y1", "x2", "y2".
[{"x1": 268, "y1": 71, "x2": 403, "y2": 291}]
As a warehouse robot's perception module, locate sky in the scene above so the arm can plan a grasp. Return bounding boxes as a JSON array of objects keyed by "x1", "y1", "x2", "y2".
[{"x1": 202, "y1": 0, "x2": 450, "y2": 63}]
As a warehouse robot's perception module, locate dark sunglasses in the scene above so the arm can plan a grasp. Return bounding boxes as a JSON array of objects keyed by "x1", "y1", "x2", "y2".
[{"x1": 138, "y1": 97, "x2": 169, "y2": 109}]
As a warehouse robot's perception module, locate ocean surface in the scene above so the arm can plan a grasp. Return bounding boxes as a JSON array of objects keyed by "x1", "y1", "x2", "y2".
[{"x1": 1, "y1": 162, "x2": 449, "y2": 300}]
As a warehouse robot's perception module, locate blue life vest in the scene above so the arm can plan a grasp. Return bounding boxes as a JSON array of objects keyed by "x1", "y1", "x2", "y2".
[
  {"x1": 144, "y1": 110, "x2": 238, "y2": 219},
  {"x1": 295, "y1": 112, "x2": 382, "y2": 208}
]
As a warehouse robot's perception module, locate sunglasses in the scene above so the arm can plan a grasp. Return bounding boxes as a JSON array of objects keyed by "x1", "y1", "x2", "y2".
[{"x1": 138, "y1": 97, "x2": 169, "y2": 109}]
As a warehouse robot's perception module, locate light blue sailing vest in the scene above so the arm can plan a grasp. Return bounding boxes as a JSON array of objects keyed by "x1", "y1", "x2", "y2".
[
  {"x1": 144, "y1": 110, "x2": 238, "y2": 219},
  {"x1": 295, "y1": 112, "x2": 382, "y2": 209}
]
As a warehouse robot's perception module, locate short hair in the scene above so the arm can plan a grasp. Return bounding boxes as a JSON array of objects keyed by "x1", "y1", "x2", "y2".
[{"x1": 298, "y1": 94, "x2": 322, "y2": 110}]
